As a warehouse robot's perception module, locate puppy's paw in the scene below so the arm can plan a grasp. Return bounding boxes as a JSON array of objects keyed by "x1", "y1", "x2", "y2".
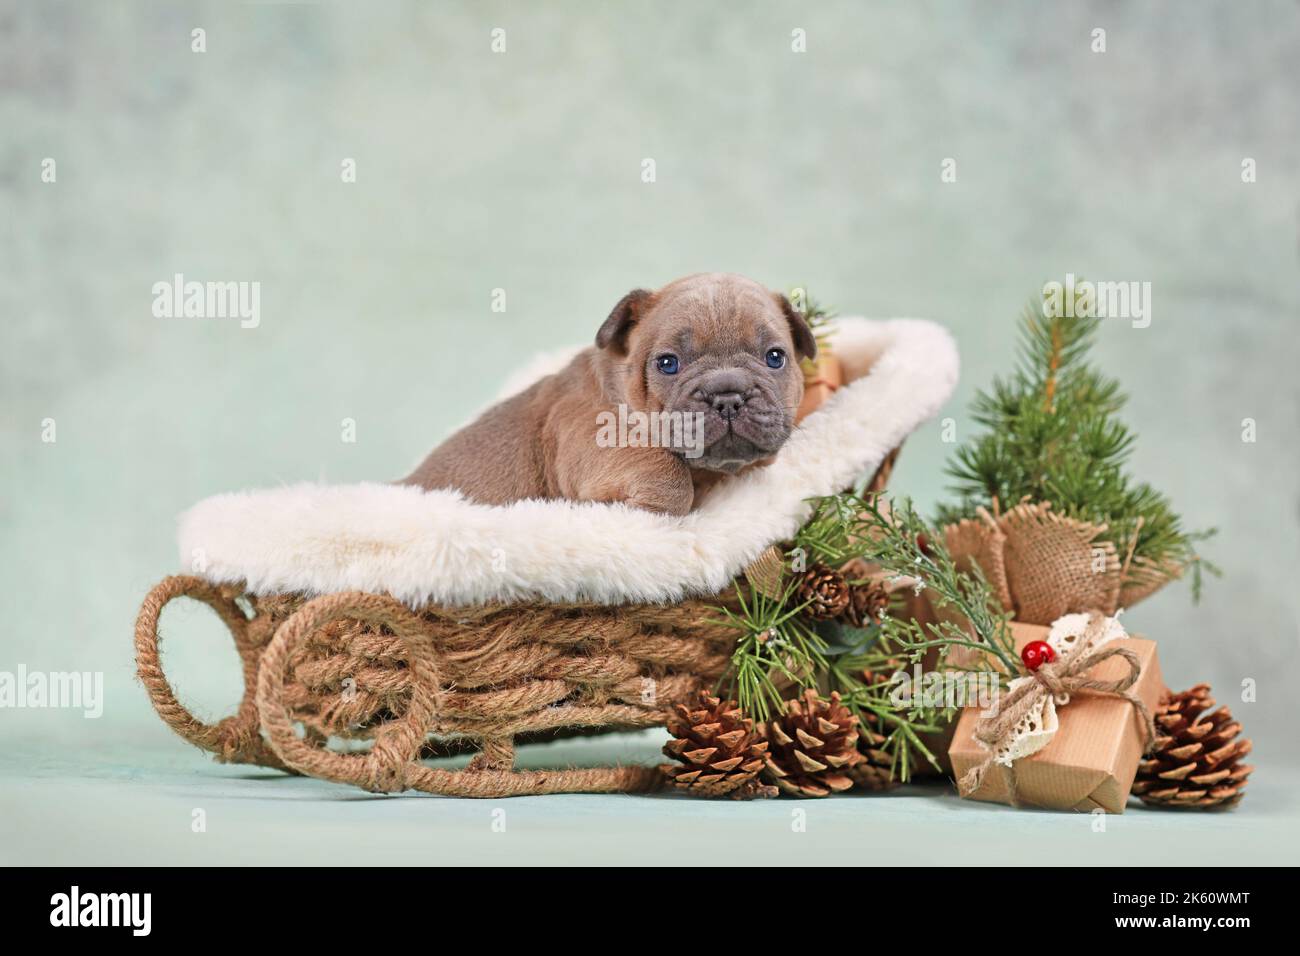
[
  {"x1": 624, "y1": 478, "x2": 693, "y2": 516},
  {"x1": 564, "y1": 446, "x2": 694, "y2": 515}
]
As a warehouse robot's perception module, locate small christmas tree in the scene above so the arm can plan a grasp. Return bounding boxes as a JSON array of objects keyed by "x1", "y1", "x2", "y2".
[{"x1": 935, "y1": 289, "x2": 1215, "y2": 597}]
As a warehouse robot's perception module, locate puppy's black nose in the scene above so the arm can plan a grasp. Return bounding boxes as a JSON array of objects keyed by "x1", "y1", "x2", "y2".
[{"x1": 710, "y1": 392, "x2": 746, "y2": 420}]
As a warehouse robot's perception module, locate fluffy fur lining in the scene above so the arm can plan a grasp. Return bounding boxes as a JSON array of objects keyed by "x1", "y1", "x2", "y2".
[{"x1": 178, "y1": 317, "x2": 958, "y2": 606}]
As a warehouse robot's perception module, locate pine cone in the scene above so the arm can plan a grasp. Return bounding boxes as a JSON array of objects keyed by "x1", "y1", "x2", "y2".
[
  {"x1": 843, "y1": 582, "x2": 890, "y2": 628},
  {"x1": 796, "y1": 564, "x2": 850, "y2": 620},
  {"x1": 848, "y1": 666, "x2": 901, "y2": 791},
  {"x1": 762, "y1": 689, "x2": 864, "y2": 797},
  {"x1": 660, "y1": 692, "x2": 778, "y2": 800},
  {"x1": 848, "y1": 715, "x2": 897, "y2": 790},
  {"x1": 1131, "y1": 683, "x2": 1252, "y2": 810}
]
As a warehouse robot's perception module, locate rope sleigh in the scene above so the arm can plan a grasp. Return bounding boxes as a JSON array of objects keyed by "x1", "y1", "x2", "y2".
[
  {"x1": 134, "y1": 318, "x2": 960, "y2": 798},
  {"x1": 136, "y1": 578, "x2": 743, "y2": 796}
]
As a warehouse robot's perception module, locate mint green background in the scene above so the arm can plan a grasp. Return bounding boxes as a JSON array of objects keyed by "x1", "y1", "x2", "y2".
[{"x1": 2, "y1": 1, "x2": 1297, "y2": 865}]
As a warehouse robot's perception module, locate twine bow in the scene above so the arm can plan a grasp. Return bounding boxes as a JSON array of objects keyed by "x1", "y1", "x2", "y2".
[{"x1": 958, "y1": 611, "x2": 1158, "y2": 806}]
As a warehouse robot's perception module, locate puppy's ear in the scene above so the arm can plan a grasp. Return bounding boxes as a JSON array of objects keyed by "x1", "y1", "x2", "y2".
[
  {"x1": 596, "y1": 289, "x2": 654, "y2": 355},
  {"x1": 774, "y1": 293, "x2": 818, "y2": 361}
]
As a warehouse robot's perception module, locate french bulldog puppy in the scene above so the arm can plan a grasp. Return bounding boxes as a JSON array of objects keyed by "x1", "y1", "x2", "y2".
[{"x1": 401, "y1": 273, "x2": 816, "y2": 515}]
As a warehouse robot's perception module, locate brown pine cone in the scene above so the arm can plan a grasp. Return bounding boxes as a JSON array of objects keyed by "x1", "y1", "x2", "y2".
[
  {"x1": 761, "y1": 689, "x2": 864, "y2": 797},
  {"x1": 660, "y1": 692, "x2": 778, "y2": 800},
  {"x1": 843, "y1": 582, "x2": 890, "y2": 628},
  {"x1": 849, "y1": 711, "x2": 897, "y2": 791},
  {"x1": 796, "y1": 563, "x2": 850, "y2": 620},
  {"x1": 1131, "y1": 683, "x2": 1253, "y2": 810}
]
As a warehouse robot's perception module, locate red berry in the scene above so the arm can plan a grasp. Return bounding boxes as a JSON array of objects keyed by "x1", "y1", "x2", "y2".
[{"x1": 1020, "y1": 640, "x2": 1056, "y2": 672}]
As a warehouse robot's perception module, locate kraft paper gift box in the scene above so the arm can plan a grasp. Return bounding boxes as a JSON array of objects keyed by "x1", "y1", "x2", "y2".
[{"x1": 948, "y1": 622, "x2": 1164, "y2": 813}]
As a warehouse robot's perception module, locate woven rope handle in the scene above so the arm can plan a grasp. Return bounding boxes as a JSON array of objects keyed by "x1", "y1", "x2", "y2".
[
  {"x1": 255, "y1": 592, "x2": 445, "y2": 793},
  {"x1": 134, "y1": 575, "x2": 285, "y2": 768}
]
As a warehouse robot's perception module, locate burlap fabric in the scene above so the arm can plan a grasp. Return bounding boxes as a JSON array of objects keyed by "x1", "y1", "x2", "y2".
[{"x1": 942, "y1": 501, "x2": 1183, "y2": 626}]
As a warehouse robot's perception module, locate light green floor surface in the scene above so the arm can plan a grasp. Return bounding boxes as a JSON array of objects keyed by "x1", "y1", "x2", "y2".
[{"x1": 1, "y1": 731, "x2": 1292, "y2": 866}]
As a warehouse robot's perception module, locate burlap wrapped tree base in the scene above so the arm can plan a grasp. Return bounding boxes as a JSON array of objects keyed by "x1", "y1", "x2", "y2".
[
  {"x1": 941, "y1": 500, "x2": 1184, "y2": 626},
  {"x1": 135, "y1": 576, "x2": 740, "y2": 798}
]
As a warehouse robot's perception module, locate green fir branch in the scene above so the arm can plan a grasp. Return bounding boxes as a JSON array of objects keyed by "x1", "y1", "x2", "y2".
[
  {"x1": 713, "y1": 576, "x2": 830, "y2": 722},
  {"x1": 852, "y1": 495, "x2": 1018, "y2": 674},
  {"x1": 715, "y1": 489, "x2": 1019, "y2": 781}
]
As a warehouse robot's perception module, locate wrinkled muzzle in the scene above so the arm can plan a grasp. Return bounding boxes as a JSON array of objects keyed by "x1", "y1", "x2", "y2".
[{"x1": 667, "y1": 366, "x2": 794, "y2": 471}]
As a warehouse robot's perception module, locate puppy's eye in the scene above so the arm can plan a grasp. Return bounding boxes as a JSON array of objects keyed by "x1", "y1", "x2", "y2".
[
  {"x1": 655, "y1": 354, "x2": 680, "y2": 375},
  {"x1": 765, "y1": 348, "x2": 786, "y2": 369}
]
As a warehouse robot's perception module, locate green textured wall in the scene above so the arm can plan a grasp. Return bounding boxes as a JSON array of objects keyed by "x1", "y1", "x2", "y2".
[{"x1": 2, "y1": 0, "x2": 1297, "y2": 774}]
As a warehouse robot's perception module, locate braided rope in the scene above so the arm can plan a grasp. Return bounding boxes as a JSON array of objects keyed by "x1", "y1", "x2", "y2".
[
  {"x1": 133, "y1": 576, "x2": 288, "y2": 769},
  {"x1": 255, "y1": 592, "x2": 444, "y2": 793}
]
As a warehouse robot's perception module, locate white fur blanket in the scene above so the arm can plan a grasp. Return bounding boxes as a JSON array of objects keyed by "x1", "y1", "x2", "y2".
[{"x1": 178, "y1": 317, "x2": 958, "y2": 606}]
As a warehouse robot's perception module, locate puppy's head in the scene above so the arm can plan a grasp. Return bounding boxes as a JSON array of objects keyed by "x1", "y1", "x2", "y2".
[{"x1": 595, "y1": 273, "x2": 816, "y2": 473}]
